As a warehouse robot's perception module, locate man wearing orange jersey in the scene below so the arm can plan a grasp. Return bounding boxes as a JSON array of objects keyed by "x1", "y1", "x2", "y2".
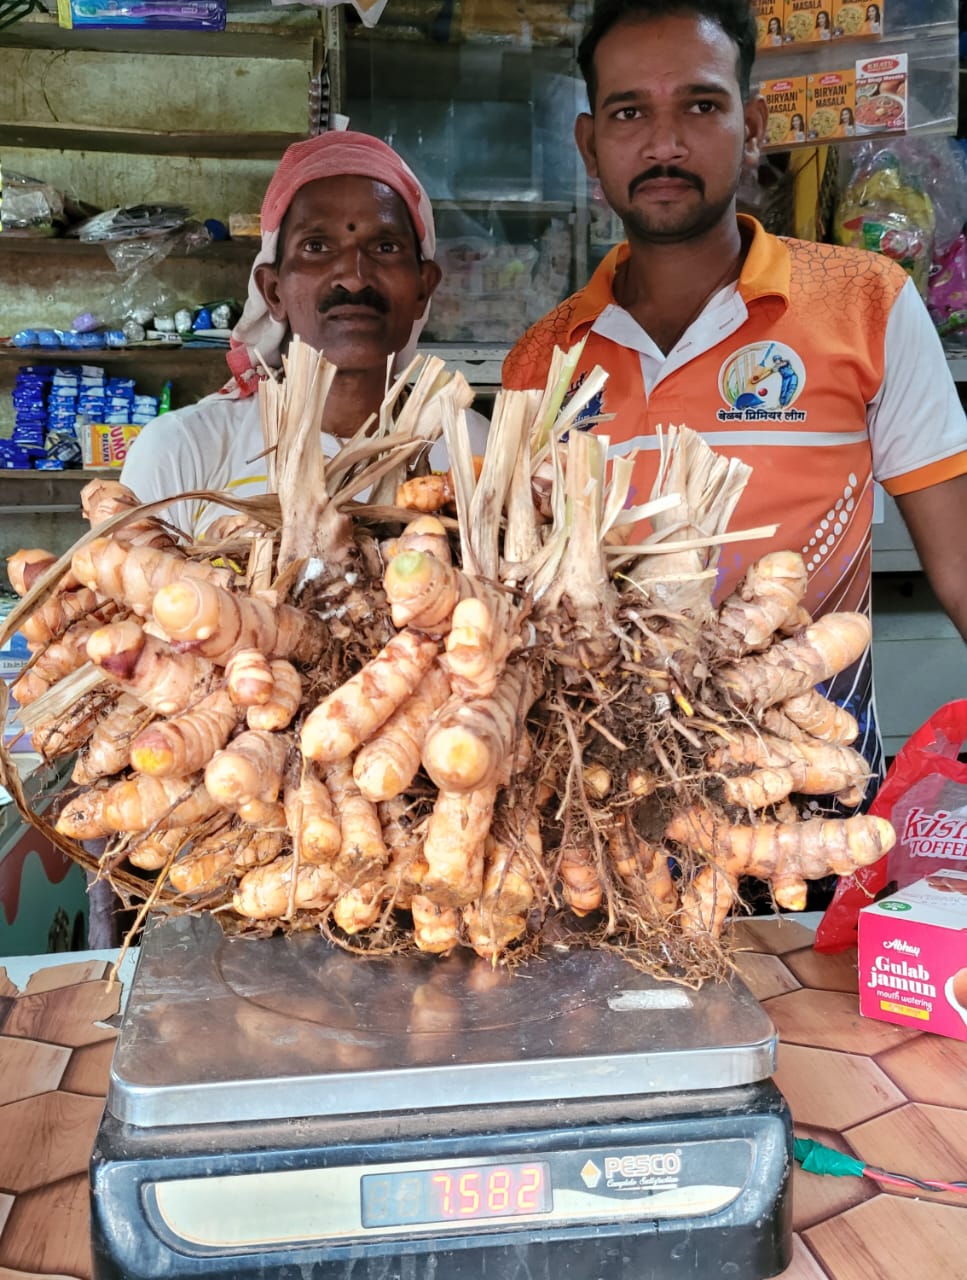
[{"x1": 503, "y1": 0, "x2": 967, "y2": 802}]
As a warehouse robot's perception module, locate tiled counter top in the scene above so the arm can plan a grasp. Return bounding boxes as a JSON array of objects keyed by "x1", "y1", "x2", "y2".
[{"x1": 0, "y1": 919, "x2": 964, "y2": 1280}]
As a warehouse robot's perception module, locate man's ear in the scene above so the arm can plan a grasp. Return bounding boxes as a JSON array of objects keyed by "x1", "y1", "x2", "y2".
[
  {"x1": 743, "y1": 95, "x2": 769, "y2": 169},
  {"x1": 420, "y1": 258, "x2": 443, "y2": 303},
  {"x1": 574, "y1": 112, "x2": 599, "y2": 180},
  {"x1": 254, "y1": 262, "x2": 285, "y2": 322}
]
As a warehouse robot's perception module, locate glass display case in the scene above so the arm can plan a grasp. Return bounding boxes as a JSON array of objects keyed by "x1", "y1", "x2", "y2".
[
  {"x1": 332, "y1": 0, "x2": 958, "y2": 367},
  {"x1": 335, "y1": 1, "x2": 593, "y2": 360}
]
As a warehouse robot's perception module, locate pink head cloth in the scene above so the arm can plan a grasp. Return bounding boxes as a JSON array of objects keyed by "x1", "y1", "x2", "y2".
[{"x1": 223, "y1": 130, "x2": 436, "y2": 398}]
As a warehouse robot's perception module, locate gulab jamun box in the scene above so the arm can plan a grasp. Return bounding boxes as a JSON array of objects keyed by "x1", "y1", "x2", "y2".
[{"x1": 859, "y1": 869, "x2": 967, "y2": 1042}]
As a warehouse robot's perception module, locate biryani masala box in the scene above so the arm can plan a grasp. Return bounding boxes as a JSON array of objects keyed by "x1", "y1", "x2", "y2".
[{"x1": 859, "y1": 869, "x2": 967, "y2": 1042}]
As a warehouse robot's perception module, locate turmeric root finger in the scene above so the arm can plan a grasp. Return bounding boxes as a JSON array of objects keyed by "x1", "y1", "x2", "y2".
[
  {"x1": 680, "y1": 866, "x2": 740, "y2": 937},
  {"x1": 422, "y1": 662, "x2": 540, "y2": 793},
  {"x1": 57, "y1": 773, "x2": 217, "y2": 838},
  {"x1": 379, "y1": 798, "x2": 428, "y2": 910},
  {"x1": 395, "y1": 472, "x2": 455, "y2": 514},
  {"x1": 246, "y1": 660, "x2": 302, "y2": 732},
  {"x1": 383, "y1": 550, "x2": 459, "y2": 634},
  {"x1": 87, "y1": 620, "x2": 215, "y2": 716},
  {"x1": 204, "y1": 729, "x2": 288, "y2": 816},
  {"x1": 717, "y1": 612, "x2": 871, "y2": 710},
  {"x1": 225, "y1": 649, "x2": 274, "y2": 707},
  {"x1": 463, "y1": 817, "x2": 539, "y2": 959},
  {"x1": 168, "y1": 847, "x2": 236, "y2": 897},
  {"x1": 422, "y1": 785, "x2": 496, "y2": 908},
  {"x1": 130, "y1": 687, "x2": 241, "y2": 777},
  {"x1": 233, "y1": 826, "x2": 288, "y2": 871},
  {"x1": 8, "y1": 548, "x2": 59, "y2": 596},
  {"x1": 323, "y1": 758, "x2": 389, "y2": 885},
  {"x1": 233, "y1": 855, "x2": 339, "y2": 920},
  {"x1": 666, "y1": 806, "x2": 895, "y2": 880},
  {"x1": 353, "y1": 664, "x2": 450, "y2": 802},
  {"x1": 73, "y1": 694, "x2": 152, "y2": 785},
  {"x1": 559, "y1": 845, "x2": 603, "y2": 916},
  {"x1": 19, "y1": 587, "x2": 105, "y2": 648},
  {"x1": 410, "y1": 895, "x2": 460, "y2": 953},
  {"x1": 385, "y1": 515, "x2": 453, "y2": 565},
  {"x1": 72, "y1": 538, "x2": 228, "y2": 616},
  {"x1": 778, "y1": 690, "x2": 860, "y2": 744},
  {"x1": 332, "y1": 881, "x2": 386, "y2": 935},
  {"x1": 127, "y1": 828, "x2": 189, "y2": 871},
  {"x1": 443, "y1": 593, "x2": 522, "y2": 699},
  {"x1": 607, "y1": 816, "x2": 678, "y2": 918},
  {"x1": 771, "y1": 872, "x2": 809, "y2": 911},
  {"x1": 716, "y1": 551, "x2": 809, "y2": 655},
  {"x1": 301, "y1": 629, "x2": 440, "y2": 766},
  {"x1": 152, "y1": 577, "x2": 326, "y2": 665},
  {"x1": 283, "y1": 770, "x2": 341, "y2": 866},
  {"x1": 723, "y1": 766, "x2": 798, "y2": 810},
  {"x1": 80, "y1": 478, "x2": 176, "y2": 549}
]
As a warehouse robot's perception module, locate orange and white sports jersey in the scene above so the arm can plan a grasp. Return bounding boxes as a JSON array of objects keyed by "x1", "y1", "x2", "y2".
[{"x1": 504, "y1": 216, "x2": 967, "y2": 623}]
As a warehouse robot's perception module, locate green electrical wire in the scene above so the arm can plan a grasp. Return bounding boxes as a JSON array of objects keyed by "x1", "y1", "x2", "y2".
[{"x1": 793, "y1": 1137, "x2": 865, "y2": 1178}]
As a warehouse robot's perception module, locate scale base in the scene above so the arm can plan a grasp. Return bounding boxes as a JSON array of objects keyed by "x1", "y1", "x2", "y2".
[{"x1": 91, "y1": 1080, "x2": 792, "y2": 1280}]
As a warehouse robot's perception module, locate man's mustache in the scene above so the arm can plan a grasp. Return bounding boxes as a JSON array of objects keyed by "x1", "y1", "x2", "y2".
[
  {"x1": 319, "y1": 286, "x2": 389, "y2": 314},
  {"x1": 629, "y1": 167, "x2": 705, "y2": 199}
]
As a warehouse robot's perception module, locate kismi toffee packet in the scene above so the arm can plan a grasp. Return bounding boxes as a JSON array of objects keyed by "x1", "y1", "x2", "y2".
[
  {"x1": 807, "y1": 69, "x2": 856, "y2": 140},
  {"x1": 763, "y1": 75, "x2": 807, "y2": 150}
]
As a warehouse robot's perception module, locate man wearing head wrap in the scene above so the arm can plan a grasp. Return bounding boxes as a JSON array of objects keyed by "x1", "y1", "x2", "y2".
[{"x1": 122, "y1": 131, "x2": 486, "y2": 537}]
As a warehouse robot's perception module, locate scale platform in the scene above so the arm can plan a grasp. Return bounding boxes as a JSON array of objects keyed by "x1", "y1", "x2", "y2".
[{"x1": 91, "y1": 913, "x2": 793, "y2": 1280}]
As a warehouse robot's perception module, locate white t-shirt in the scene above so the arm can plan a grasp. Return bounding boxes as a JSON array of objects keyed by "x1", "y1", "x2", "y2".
[{"x1": 121, "y1": 393, "x2": 490, "y2": 539}]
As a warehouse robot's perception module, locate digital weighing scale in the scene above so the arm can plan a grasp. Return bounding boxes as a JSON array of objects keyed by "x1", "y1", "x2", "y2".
[{"x1": 90, "y1": 913, "x2": 793, "y2": 1279}]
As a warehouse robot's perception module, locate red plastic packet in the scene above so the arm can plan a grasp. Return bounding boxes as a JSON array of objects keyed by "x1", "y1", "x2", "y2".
[{"x1": 814, "y1": 700, "x2": 967, "y2": 953}]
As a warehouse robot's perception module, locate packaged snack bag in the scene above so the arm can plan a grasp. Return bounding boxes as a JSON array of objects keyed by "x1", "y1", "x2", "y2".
[
  {"x1": 816, "y1": 701, "x2": 967, "y2": 953},
  {"x1": 833, "y1": 143, "x2": 935, "y2": 296}
]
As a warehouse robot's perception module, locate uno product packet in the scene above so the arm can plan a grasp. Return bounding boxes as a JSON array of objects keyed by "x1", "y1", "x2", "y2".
[
  {"x1": 81, "y1": 422, "x2": 142, "y2": 468},
  {"x1": 807, "y1": 69, "x2": 856, "y2": 140},
  {"x1": 859, "y1": 870, "x2": 967, "y2": 1042},
  {"x1": 763, "y1": 75, "x2": 808, "y2": 150}
]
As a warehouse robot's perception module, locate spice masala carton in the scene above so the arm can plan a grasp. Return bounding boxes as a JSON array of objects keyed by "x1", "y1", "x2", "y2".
[
  {"x1": 833, "y1": 2, "x2": 883, "y2": 39},
  {"x1": 855, "y1": 52, "x2": 907, "y2": 134},
  {"x1": 753, "y1": 0, "x2": 785, "y2": 48},
  {"x1": 807, "y1": 69, "x2": 856, "y2": 139},
  {"x1": 763, "y1": 75, "x2": 807, "y2": 149},
  {"x1": 859, "y1": 870, "x2": 967, "y2": 1042},
  {"x1": 783, "y1": 0, "x2": 832, "y2": 46}
]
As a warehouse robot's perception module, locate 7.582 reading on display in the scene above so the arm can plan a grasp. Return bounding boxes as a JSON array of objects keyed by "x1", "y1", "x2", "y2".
[{"x1": 360, "y1": 1161, "x2": 552, "y2": 1228}]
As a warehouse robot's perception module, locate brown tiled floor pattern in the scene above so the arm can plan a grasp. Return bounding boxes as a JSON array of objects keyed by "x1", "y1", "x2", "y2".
[{"x1": 0, "y1": 921, "x2": 963, "y2": 1280}]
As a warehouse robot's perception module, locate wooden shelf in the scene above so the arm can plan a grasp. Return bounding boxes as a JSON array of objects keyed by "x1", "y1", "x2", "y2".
[
  {"x1": 0, "y1": 345, "x2": 227, "y2": 364},
  {"x1": 0, "y1": 469, "x2": 110, "y2": 482},
  {"x1": 0, "y1": 122, "x2": 302, "y2": 160},
  {"x1": 0, "y1": 12, "x2": 322, "y2": 58},
  {"x1": 0, "y1": 236, "x2": 257, "y2": 263}
]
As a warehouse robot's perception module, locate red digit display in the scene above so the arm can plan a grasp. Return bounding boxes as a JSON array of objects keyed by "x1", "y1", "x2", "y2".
[{"x1": 361, "y1": 1162, "x2": 552, "y2": 1228}]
